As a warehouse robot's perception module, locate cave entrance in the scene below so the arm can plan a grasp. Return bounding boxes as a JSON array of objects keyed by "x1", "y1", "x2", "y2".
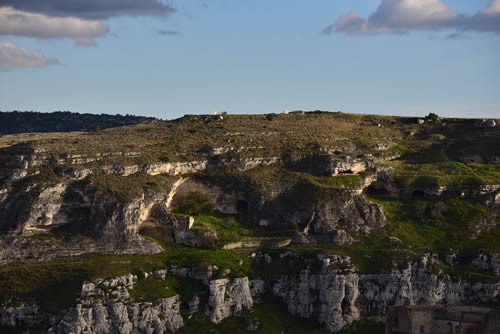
[
  {"x1": 412, "y1": 190, "x2": 425, "y2": 198},
  {"x1": 237, "y1": 200, "x2": 249, "y2": 213},
  {"x1": 338, "y1": 169, "x2": 354, "y2": 175},
  {"x1": 365, "y1": 184, "x2": 389, "y2": 196},
  {"x1": 138, "y1": 204, "x2": 175, "y2": 243}
]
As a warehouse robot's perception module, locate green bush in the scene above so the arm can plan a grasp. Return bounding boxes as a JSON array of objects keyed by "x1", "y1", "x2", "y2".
[
  {"x1": 159, "y1": 155, "x2": 170, "y2": 163},
  {"x1": 91, "y1": 124, "x2": 101, "y2": 133},
  {"x1": 265, "y1": 113, "x2": 277, "y2": 121},
  {"x1": 461, "y1": 176, "x2": 484, "y2": 186},
  {"x1": 412, "y1": 176, "x2": 439, "y2": 188},
  {"x1": 177, "y1": 192, "x2": 216, "y2": 216},
  {"x1": 425, "y1": 113, "x2": 439, "y2": 121}
]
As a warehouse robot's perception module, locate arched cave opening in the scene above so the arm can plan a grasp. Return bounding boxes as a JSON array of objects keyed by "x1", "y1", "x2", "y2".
[
  {"x1": 137, "y1": 204, "x2": 175, "y2": 243},
  {"x1": 365, "y1": 184, "x2": 389, "y2": 196},
  {"x1": 237, "y1": 200, "x2": 249, "y2": 213},
  {"x1": 412, "y1": 190, "x2": 425, "y2": 198}
]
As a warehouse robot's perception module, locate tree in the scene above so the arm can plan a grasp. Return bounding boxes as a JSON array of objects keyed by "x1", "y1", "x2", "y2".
[
  {"x1": 426, "y1": 113, "x2": 439, "y2": 121},
  {"x1": 177, "y1": 192, "x2": 215, "y2": 216}
]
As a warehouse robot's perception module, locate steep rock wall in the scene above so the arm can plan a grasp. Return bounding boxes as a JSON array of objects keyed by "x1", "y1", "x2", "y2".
[{"x1": 272, "y1": 255, "x2": 499, "y2": 332}]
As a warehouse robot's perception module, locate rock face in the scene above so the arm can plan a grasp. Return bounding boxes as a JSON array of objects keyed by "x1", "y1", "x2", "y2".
[
  {"x1": 0, "y1": 179, "x2": 166, "y2": 264},
  {"x1": 207, "y1": 277, "x2": 264, "y2": 323},
  {"x1": 9, "y1": 273, "x2": 185, "y2": 334},
  {"x1": 1, "y1": 256, "x2": 499, "y2": 333},
  {"x1": 54, "y1": 297, "x2": 184, "y2": 334},
  {"x1": 472, "y1": 252, "x2": 500, "y2": 276},
  {"x1": 272, "y1": 254, "x2": 500, "y2": 332},
  {"x1": 305, "y1": 193, "x2": 386, "y2": 245},
  {"x1": 258, "y1": 187, "x2": 386, "y2": 246},
  {"x1": 139, "y1": 210, "x2": 219, "y2": 248},
  {"x1": 52, "y1": 274, "x2": 183, "y2": 334}
]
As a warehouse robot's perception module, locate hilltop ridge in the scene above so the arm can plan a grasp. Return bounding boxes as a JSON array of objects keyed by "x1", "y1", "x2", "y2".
[
  {"x1": 0, "y1": 111, "x2": 498, "y2": 333},
  {"x1": 0, "y1": 111, "x2": 156, "y2": 135}
]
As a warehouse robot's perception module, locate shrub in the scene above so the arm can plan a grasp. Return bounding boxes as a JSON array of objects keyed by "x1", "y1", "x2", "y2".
[
  {"x1": 425, "y1": 113, "x2": 439, "y2": 121},
  {"x1": 412, "y1": 176, "x2": 439, "y2": 188},
  {"x1": 177, "y1": 191, "x2": 215, "y2": 216},
  {"x1": 265, "y1": 113, "x2": 277, "y2": 121},
  {"x1": 159, "y1": 155, "x2": 170, "y2": 163},
  {"x1": 462, "y1": 176, "x2": 484, "y2": 186},
  {"x1": 223, "y1": 216, "x2": 238, "y2": 228},
  {"x1": 91, "y1": 125, "x2": 101, "y2": 133}
]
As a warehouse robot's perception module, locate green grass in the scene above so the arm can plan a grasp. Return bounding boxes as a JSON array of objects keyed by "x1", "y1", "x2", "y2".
[
  {"x1": 388, "y1": 159, "x2": 500, "y2": 187},
  {"x1": 128, "y1": 275, "x2": 178, "y2": 302},
  {"x1": 0, "y1": 239, "x2": 253, "y2": 312},
  {"x1": 190, "y1": 212, "x2": 260, "y2": 244},
  {"x1": 172, "y1": 209, "x2": 265, "y2": 246},
  {"x1": 298, "y1": 172, "x2": 366, "y2": 190},
  {"x1": 128, "y1": 273, "x2": 208, "y2": 303},
  {"x1": 366, "y1": 195, "x2": 492, "y2": 253}
]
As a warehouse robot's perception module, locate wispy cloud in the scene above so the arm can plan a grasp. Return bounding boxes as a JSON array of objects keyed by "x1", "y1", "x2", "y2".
[
  {"x1": 157, "y1": 30, "x2": 180, "y2": 36},
  {"x1": 445, "y1": 32, "x2": 468, "y2": 40},
  {"x1": 0, "y1": 42, "x2": 58, "y2": 70},
  {"x1": 324, "y1": 0, "x2": 500, "y2": 36}
]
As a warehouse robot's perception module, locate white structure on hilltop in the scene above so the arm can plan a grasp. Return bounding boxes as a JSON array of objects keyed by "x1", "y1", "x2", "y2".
[{"x1": 214, "y1": 111, "x2": 227, "y2": 116}]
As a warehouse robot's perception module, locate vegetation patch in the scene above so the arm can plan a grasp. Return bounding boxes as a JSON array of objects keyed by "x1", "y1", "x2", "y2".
[
  {"x1": 366, "y1": 195, "x2": 492, "y2": 253},
  {"x1": 129, "y1": 276, "x2": 178, "y2": 302},
  {"x1": 176, "y1": 191, "x2": 216, "y2": 216},
  {"x1": 190, "y1": 212, "x2": 260, "y2": 245},
  {"x1": 90, "y1": 172, "x2": 177, "y2": 202}
]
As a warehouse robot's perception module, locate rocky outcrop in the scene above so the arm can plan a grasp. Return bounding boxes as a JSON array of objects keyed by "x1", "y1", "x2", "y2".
[
  {"x1": 472, "y1": 252, "x2": 499, "y2": 276},
  {"x1": 271, "y1": 254, "x2": 500, "y2": 332},
  {"x1": 272, "y1": 255, "x2": 361, "y2": 332},
  {"x1": 54, "y1": 297, "x2": 184, "y2": 334},
  {"x1": 305, "y1": 193, "x2": 386, "y2": 245},
  {"x1": 207, "y1": 277, "x2": 264, "y2": 323},
  {"x1": 139, "y1": 211, "x2": 219, "y2": 248},
  {"x1": 262, "y1": 188, "x2": 386, "y2": 246},
  {"x1": 0, "y1": 304, "x2": 40, "y2": 328},
  {"x1": 222, "y1": 238, "x2": 292, "y2": 250},
  {"x1": 53, "y1": 273, "x2": 183, "y2": 334},
  {"x1": 1, "y1": 273, "x2": 185, "y2": 334},
  {"x1": 0, "y1": 142, "x2": 281, "y2": 183},
  {"x1": 1, "y1": 255, "x2": 498, "y2": 333},
  {"x1": 0, "y1": 179, "x2": 166, "y2": 264}
]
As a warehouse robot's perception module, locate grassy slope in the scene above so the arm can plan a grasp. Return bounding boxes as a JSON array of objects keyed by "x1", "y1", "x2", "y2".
[{"x1": 0, "y1": 112, "x2": 408, "y2": 163}]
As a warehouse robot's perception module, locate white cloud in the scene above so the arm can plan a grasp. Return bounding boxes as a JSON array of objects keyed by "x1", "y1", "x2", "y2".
[
  {"x1": 326, "y1": 0, "x2": 500, "y2": 35},
  {"x1": 480, "y1": 0, "x2": 500, "y2": 15},
  {"x1": 0, "y1": 41, "x2": 58, "y2": 70},
  {"x1": 0, "y1": 7, "x2": 108, "y2": 44}
]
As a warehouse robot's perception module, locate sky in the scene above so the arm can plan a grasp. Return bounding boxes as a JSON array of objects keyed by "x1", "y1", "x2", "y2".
[{"x1": 0, "y1": 0, "x2": 499, "y2": 120}]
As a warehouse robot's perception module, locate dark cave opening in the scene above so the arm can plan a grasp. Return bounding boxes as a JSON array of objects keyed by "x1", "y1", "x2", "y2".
[
  {"x1": 237, "y1": 200, "x2": 249, "y2": 212},
  {"x1": 412, "y1": 190, "x2": 425, "y2": 198}
]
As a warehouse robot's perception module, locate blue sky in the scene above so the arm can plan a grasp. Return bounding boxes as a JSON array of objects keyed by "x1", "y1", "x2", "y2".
[{"x1": 0, "y1": 0, "x2": 499, "y2": 119}]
